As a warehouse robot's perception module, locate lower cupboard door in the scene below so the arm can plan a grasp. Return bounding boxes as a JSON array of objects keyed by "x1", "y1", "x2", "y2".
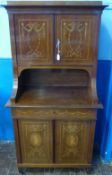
[
  {"x1": 55, "y1": 120, "x2": 95, "y2": 164},
  {"x1": 19, "y1": 120, "x2": 53, "y2": 163}
]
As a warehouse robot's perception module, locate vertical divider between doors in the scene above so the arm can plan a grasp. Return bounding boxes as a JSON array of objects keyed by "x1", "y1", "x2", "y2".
[{"x1": 52, "y1": 14, "x2": 56, "y2": 163}]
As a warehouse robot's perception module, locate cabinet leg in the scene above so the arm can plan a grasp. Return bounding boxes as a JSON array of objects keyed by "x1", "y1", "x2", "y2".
[
  {"x1": 18, "y1": 168, "x2": 26, "y2": 175},
  {"x1": 86, "y1": 166, "x2": 94, "y2": 174}
]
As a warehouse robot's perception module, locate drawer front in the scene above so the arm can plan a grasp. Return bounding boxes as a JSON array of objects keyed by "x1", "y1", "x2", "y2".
[
  {"x1": 55, "y1": 120, "x2": 95, "y2": 163},
  {"x1": 15, "y1": 15, "x2": 53, "y2": 66},
  {"x1": 12, "y1": 108, "x2": 96, "y2": 120},
  {"x1": 19, "y1": 120, "x2": 53, "y2": 163},
  {"x1": 56, "y1": 15, "x2": 99, "y2": 65}
]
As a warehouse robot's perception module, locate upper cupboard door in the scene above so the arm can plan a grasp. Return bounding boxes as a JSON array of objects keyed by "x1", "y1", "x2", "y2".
[
  {"x1": 56, "y1": 15, "x2": 99, "y2": 65},
  {"x1": 15, "y1": 15, "x2": 53, "y2": 66}
]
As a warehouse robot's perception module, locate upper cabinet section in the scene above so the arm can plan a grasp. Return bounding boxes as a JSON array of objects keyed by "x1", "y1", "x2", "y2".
[
  {"x1": 15, "y1": 15, "x2": 53, "y2": 66},
  {"x1": 56, "y1": 15, "x2": 99, "y2": 65},
  {"x1": 5, "y1": 1, "x2": 106, "y2": 71},
  {"x1": 14, "y1": 14, "x2": 100, "y2": 67}
]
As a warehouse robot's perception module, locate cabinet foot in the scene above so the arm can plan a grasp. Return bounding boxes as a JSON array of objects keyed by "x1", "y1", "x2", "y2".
[
  {"x1": 18, "y1": 168, "x2": 26, "y2": 175},
  {"x1": 86, "y1": 166, "x2": 94, "y2": 174}
]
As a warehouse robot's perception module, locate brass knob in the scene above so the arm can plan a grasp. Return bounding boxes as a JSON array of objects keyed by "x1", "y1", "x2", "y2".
[{"x1": 56, "y1": 39, "x2": 61, "y2": 61}]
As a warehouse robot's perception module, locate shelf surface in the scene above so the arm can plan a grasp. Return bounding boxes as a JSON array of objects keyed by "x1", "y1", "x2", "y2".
[{"x1": 9, "y1": 87, "x2": 102, "y2": 108}]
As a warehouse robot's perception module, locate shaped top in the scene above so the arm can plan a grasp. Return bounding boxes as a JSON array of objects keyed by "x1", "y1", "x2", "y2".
[{"x1": 3, "y1": 1, "x2": 104, "y2": 7}]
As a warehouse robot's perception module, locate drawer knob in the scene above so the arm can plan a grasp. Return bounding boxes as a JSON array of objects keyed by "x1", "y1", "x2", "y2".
[
  {"x1": 56, "y1": 39, "x2": 61, "y2": 61},
  {"x1": 56, "y1": 53, "x2": 60, "y2": 61}
]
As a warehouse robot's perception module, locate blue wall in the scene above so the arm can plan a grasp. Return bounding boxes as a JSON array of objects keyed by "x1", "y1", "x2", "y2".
[
  {"x1": 0, "y1": 59, "x2": 14, "y2": 140},
  {"x1": 0, "y1": 1, "x2": 112, "y2": 162},
  {"x1": 0, "y1": 7, "x2": 11, "y2": 58},
  {"x1": 96, "y1": 60, "x2": 112, "y2": 162},
  {"x1": 97, "y1": 3, "x2": 112, "y2": 162}
]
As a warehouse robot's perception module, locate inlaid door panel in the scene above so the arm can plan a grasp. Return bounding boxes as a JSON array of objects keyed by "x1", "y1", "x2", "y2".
[
  {"x1": 15, "y1": 15, "x2": 53, "y2": 66},
  {"x1": 55, "y1": 120, "x2": 95, "y2": 163},
  {"x1": 56, "y1": 15, "x2": 99, "y2": 65},
  {"x1": 19, "y1": 120, "x2": 53, "y2": 163}
]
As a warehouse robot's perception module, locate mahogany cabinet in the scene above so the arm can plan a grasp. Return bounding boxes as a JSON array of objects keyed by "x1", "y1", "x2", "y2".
[{"x1": 4, "y1": 1, "x2": 106, "y2": 171}]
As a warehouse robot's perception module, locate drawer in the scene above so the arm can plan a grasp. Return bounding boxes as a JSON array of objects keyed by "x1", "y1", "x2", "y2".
[
  {"x1": 55, "y1": 120, "x2": 95, "y2": 164},
  {"x1": 18, "y1": 120, "x2": 53, "y2": 163},
  {"x1": 12, "y1": 108, "x2": 96, "y2": 120}
]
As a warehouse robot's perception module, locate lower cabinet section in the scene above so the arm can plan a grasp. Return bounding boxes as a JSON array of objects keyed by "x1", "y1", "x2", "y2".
[{"x1": 14, "y1": 118, "x2": 95, "y2": 167}]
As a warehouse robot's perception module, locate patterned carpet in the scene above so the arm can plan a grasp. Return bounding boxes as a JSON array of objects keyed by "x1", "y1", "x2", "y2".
[{"x1": 0, "y1": 142, "x2": 112, "y2": 175}]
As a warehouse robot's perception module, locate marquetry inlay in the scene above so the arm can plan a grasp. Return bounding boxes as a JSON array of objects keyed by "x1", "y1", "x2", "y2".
[
  {"x1": 15, "y1": 15, "x2": 53, "y2": 65},
  {"x1": 66, "y1": 134, "x2": 79, "y2": 147},
  {"x1": 56, "y1": 15, "x2": 98, "y2": 64},
  {"x1": 19, "y1": 120, "x2": 53, "y2": 163},
  {"x1": 20, "y1": 21, "x2": 46, "y2": 58},
  {"x1": 30, "y1": 133, "x2": 42, "y2": 147},
  {"x1": 12, "y1": 109, "x2": 96, "y2": 120},
  {"x1": 55, "y1": 120, "x2": 94, "y2": 163},
  {"x1": 63, "y1": 21, "x2": 88, "y2": 58}
]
